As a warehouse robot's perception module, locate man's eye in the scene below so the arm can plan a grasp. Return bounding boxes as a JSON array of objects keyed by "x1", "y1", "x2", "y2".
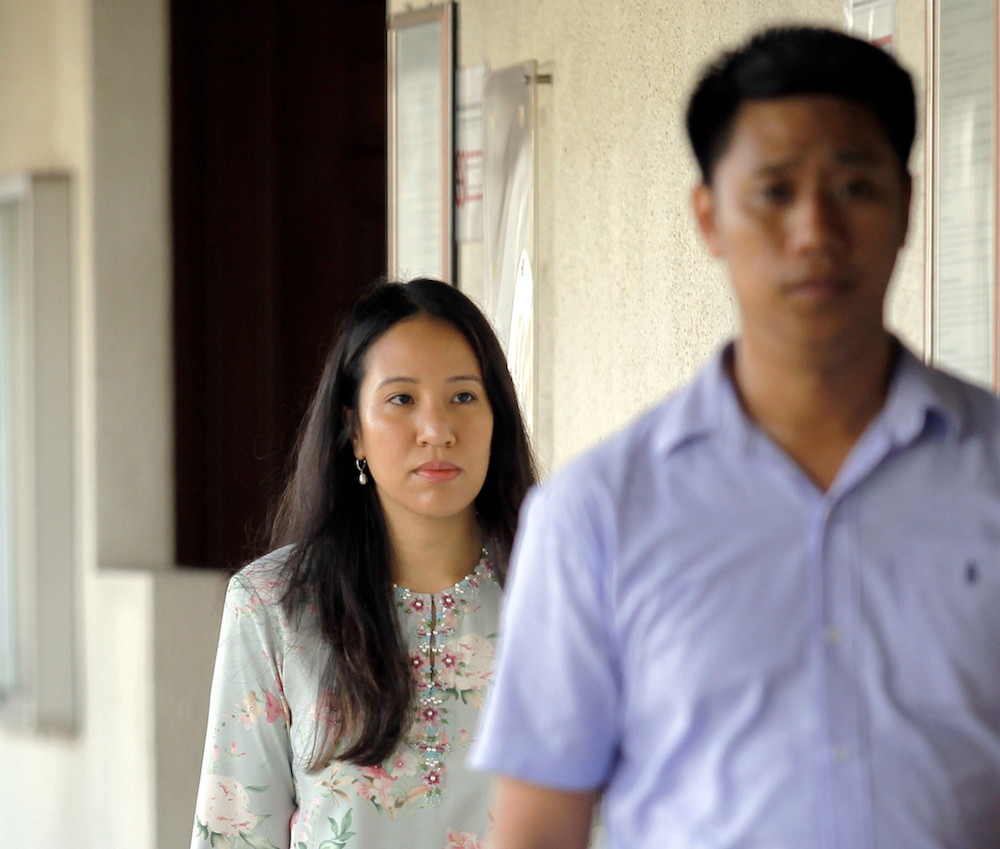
[
  {"x1": 836, "y1": 178, "x2": 876, "y2": 200},
  {"x1": 760, "y1": 183, "x2": 793, "y2": 203}
]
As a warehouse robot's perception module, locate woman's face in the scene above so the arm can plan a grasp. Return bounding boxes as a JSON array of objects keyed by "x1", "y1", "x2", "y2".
[{"x1": 351, "y1": 315, "x2": 494, "y2": 531}]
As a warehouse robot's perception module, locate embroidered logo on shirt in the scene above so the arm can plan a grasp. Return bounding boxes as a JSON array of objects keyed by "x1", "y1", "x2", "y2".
[{"x1": 965, "y1": 560, "x2": 980, "y2": 585}]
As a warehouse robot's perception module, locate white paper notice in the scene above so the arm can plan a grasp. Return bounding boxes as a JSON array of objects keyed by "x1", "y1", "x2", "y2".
[
  {"x1": 456, "y1": 65, "x2": 485, "y2": 243},
  {"x1": 845, "y1": 0, "x2": 897, "y2": 53},
  {"x1": 395, "y1": 20, "x2": 445, "y2": 280}
]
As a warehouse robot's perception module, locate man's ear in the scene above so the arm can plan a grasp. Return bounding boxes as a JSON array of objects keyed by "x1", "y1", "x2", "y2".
[
  {"x1": 692, "y1": 183, "x2": 724, "y2": 258},
  {"x1": 342, "y1": 407, "x2": 362, "y2": 457}
]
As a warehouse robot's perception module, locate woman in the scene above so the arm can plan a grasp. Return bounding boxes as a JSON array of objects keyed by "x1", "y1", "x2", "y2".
[{"x1": 191, "y1": 278, "x2": 536, "y2": 849}]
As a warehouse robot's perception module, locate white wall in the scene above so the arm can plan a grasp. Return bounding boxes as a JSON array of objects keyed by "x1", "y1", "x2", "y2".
[
  {"x1": 0, "y1": 2, "x2": 222, "y2": 848},
  {"x1": 390, "y1": 0, "x2": 929, "y2": 473}
]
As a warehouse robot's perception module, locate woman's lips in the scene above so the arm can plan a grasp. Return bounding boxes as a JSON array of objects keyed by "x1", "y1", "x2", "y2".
[{"x1": 413, "y1": 462, "x2": 461, "y2": 482}]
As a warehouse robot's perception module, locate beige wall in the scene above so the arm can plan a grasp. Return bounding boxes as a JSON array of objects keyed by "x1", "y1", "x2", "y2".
[
  {"x1": 391, "y1": 0, "x2": 929, "y2": 473},
  {"x1": 0, "y1": 2, "x2": 221, "y2": 848},
  {"x1": 0, "y1": 0, "x2": 929, "y2": 846}
]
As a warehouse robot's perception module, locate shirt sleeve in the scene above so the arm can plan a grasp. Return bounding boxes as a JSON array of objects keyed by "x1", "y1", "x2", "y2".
[
  {"x1": 191, "y1": 573, "x2": 296, "y2": 849},
  {"x1": 469, "y1": 479, "x2": 621, "y2": 790}
]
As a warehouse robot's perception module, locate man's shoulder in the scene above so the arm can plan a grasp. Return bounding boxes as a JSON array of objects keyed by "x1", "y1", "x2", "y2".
[
  {"x1": 919, "y1": 359, "x2": 1000, "y2": 438},
  {"x1": 542, "y1": 378, "x2": 703, "y2": 504}
]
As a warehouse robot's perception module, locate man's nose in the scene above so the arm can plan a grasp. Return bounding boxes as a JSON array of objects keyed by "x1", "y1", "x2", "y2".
[{"x1": 788, "y1": 190, "x2": 847, "y2": 256}]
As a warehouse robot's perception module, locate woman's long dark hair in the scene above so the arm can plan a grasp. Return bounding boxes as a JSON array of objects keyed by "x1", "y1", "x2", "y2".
[{"x1": 269, "y1": 278, "x2": 536, "y2": 771}]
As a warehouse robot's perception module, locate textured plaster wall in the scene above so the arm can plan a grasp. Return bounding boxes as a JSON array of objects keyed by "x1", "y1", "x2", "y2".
[{"x1": 390, "y1": 0, "x2": 929, "y2": 474}]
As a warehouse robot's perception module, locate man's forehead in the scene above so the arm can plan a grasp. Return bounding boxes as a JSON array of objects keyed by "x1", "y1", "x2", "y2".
[{"x1": 721, "y1": 96, "x2": 899, "y2": 165}]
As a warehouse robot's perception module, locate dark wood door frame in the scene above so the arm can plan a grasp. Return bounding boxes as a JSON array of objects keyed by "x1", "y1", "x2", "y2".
[{"x1": 171, "y1": 0, "x2": 387, "y2": 569}]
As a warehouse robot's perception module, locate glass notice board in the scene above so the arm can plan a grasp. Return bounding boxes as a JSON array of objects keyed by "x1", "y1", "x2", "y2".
[
  {"x1": 387, "y1": 3, "x2": 455, "y2": 283},
  {"x1": 928, "y1": 0, "x2": 999, "y2": 391}
]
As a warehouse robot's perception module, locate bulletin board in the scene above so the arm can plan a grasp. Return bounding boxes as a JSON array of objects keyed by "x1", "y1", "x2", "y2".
[
  {"x1": 387, "y1": 3, "x2": 455, "y2": 283},
  {"x1": 483, "y1": 62, "x2": 542, "y2": 432},
  {"x1": 926, "y1": 0, "x2": 999, "y2": 391}
]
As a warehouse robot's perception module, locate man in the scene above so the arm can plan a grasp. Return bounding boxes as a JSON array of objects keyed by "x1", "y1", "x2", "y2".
[{"x1": 470, "y1": 26, "x2": 1000, "y2": 849}]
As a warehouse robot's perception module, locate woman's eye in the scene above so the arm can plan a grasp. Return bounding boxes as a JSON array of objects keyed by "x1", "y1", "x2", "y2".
[
  {"x1": 388, "y1": 394, "x2": 414, "y2": 406},
  {"x1": 453, "y1": 391, "x2": 477, "y2": 404}
]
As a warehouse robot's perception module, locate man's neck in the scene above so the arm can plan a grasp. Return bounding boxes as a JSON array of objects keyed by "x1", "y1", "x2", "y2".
[{"x1": 729, "y1": 330, "x2": 897, "y2": 491}]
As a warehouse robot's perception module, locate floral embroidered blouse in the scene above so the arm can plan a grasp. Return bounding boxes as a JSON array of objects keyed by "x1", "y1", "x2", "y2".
[{"x1": 191, "y1": 547, "x2": 500, "y2": 849}]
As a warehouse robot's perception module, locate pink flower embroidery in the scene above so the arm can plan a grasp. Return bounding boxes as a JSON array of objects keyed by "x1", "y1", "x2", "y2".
[
  {"x1": 440, "y1": 594, "x2": 455, "y2": 609},
  {"x1": 445, "y1": 829, "x2": 484, "y2": 849},
  {"x1": 389, "y1": 748, "x2": 419, "y2": 777},
  {"x1": 437, "y1": 633, "x2": 494, "y2": 691},
  {"x1": 264, "y1": 689, "x2": 284, "y2": 724},
  {"x1": 196, "y1": 775, "x2": 258, "y2": 837},
  {"x1": 355, "y1": 765, "x2": 397, "y2": 809},
  {"x1": 238, "y1": 690, "x2": 266, "y2": 729}
]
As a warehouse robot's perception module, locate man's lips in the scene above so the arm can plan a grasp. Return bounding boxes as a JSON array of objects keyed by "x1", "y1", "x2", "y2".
[
  {"x1": 413, "y1": 462, "x2": 461, "y2": 482},
  {"x1": 785, "y1": 275, "x2": 851, "y2": 301}
]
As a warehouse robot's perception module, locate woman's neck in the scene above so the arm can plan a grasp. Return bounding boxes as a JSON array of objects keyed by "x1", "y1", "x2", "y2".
[{"x1": 386, "y1": 508, "x2": 483, "y2": 593}]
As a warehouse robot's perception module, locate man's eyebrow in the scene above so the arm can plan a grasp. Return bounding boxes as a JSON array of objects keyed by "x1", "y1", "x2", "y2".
[
  {"x1": 753, "y1": 149, "x2": 885, "y2": 176},
  {"x1": 753, "y1": 156, "x2": 799, "y2": 176},
  {"x1": 834, "y1": 149, "x2": 884, "y2": 166}
]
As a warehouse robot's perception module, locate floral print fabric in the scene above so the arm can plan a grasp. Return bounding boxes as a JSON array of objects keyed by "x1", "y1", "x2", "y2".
[{"x1": 191, "y1": 547, "x2": 500, "y2": 849}]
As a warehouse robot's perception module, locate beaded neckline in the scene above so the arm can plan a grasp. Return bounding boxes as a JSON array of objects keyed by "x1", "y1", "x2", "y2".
[
  {"x1": 393, "y1": 552, "x2": 492, "y2": 603},
  {"x1": 392, "y1": 550, "x2": 495, "y2": 804}
]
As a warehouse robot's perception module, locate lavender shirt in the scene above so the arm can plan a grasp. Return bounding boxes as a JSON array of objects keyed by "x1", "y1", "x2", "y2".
[{"x1": 471, "y1": 342, "x2": 1000, "y2": 849}]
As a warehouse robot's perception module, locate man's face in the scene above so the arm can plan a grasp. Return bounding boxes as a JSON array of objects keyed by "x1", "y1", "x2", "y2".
[{"x1": 693, "y1": 95, "x2": 911, "y2": 358}]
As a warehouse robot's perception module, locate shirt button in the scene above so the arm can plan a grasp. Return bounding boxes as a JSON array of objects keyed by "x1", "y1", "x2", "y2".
[
  {"x1": 824, "y1": 625, "x2": 842, "y2": 646},
  {"x1": 832, "y1": 744, "x2": 851, "y2": 763}
]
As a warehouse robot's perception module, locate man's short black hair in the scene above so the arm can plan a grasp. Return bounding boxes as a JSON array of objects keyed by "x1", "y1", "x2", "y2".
[{"x1": 686, "y1": 26, "x2": 916, "y2": 184}]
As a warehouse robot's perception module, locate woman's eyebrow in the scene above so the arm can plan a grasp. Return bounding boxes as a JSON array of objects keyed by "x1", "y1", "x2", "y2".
[
  {"x1": 374, "y1": 374, "x2": 483, "y2": 389},
  {"x1": 374, "y1": 375, "x2": 417, "y2": 390}
]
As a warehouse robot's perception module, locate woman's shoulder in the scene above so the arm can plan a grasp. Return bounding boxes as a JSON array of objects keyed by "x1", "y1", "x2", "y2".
[{"x1": 228, "y1": 544, "x2": 296, "y2": 605}]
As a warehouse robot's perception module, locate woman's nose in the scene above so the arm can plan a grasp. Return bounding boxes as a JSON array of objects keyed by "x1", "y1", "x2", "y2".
[{"x1": 417, "y1": 403, "x2": 456, "y2": 446}]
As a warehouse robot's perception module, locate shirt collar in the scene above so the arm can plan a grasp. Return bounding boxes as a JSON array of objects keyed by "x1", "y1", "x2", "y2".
[
  {"x1": 651, "y1": 338, "x2": 967, "y2": 458},
  {"x1": 651, "y1": 341, "x2": 746, "y2": 456},
  {"x1": 879, "y1": 340, "x2": 966, "y2": 446}
]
